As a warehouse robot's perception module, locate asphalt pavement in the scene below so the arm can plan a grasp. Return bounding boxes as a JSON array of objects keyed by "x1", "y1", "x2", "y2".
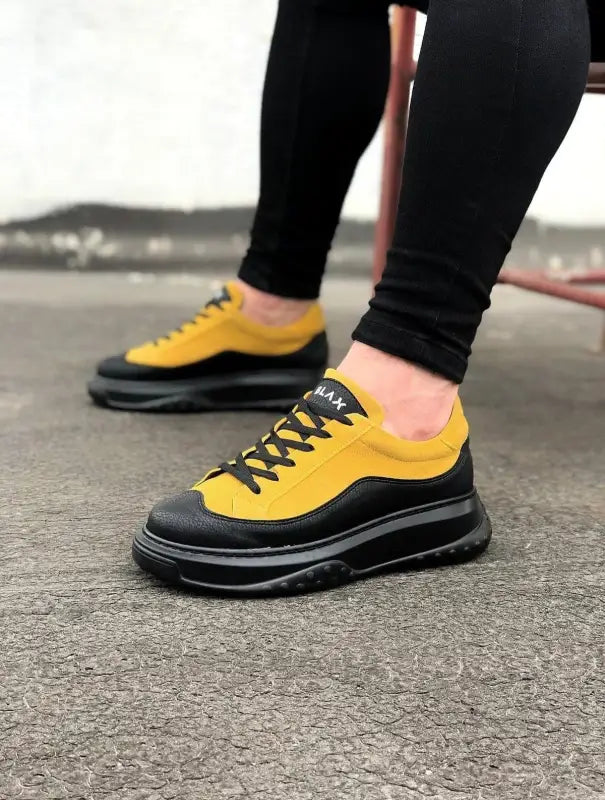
[{"x1": 1, "y1": 270, "x2": 604, "y2": 800}]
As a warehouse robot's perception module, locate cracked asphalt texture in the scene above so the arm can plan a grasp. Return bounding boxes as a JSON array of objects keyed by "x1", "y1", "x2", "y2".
[{"x1": 1, "y1": 270, "x2": 604, "y2": 800}]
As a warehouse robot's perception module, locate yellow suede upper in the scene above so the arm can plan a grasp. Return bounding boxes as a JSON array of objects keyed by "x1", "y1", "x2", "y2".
[
  {"x1": 126, "y1": 282, "x2": 326, "y2": 368},
  {"x1": 194, "y1": 369, "x2": 469, "y2": 521}
]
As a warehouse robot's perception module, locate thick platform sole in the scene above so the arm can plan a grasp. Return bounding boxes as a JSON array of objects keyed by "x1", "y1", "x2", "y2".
[
  {"x1": 87, "y1": 368, "x2": 324, "y2": 412},
  {"x1": 132, "y1": 491, "x2": 491, "y2": 596}
]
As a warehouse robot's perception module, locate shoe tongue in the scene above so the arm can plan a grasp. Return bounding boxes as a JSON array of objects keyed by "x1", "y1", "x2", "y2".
[
  {"x1": 234, "y1": 370, "x2": 382, "y2": 475},
  {"x1": 213, "y1": 284, "x2": 232, "y2": 303},
  {"x1": 212, "y1": 281, "x2": 241, "y2": 306},
  {"x1": 307, "y1": 369, "x2": 384, "y2": 422}
]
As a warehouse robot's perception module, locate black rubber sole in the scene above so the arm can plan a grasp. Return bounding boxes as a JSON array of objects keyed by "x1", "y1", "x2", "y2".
[
  {"x1": 87, "y1": 368, "x2": 324, "y2": 412},
  {"x1": 132, "y1": 491, "x2": 491, "y2": 596}
]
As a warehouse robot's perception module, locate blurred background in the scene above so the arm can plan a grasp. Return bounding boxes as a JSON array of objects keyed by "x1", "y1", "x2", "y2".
[{"x1": 2, "y1": 0, "x2": 604, "y2": 271}]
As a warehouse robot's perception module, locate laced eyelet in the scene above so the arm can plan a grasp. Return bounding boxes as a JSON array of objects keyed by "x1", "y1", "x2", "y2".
[{"x1": 220, "y1": 397, "x2": 353, "y2": 493}]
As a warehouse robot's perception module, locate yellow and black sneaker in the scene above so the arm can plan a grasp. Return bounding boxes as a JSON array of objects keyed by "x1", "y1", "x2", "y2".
[
  {"x1": 87, "y1": 282, "x2": 328, "y2": 411},
  {"x1": 133, "y1": 369, "x2": 491, "y2": 595}
]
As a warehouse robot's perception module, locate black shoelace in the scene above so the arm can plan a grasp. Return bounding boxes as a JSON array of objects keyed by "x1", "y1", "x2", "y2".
[
  {"x1": 220, "y1": 398, "x2": 354, "y2": 494},
  {"x1": 154, "y1": 294, "x2": 228, "y2": 345}
]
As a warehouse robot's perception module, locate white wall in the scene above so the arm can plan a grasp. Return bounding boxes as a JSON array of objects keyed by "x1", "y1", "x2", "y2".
[
  {"x1": 1, "y1": 1, "x2": 604, "y2": 225},
  {"x1": 529, "y1": 94, "x2": 605, "y2": 226}
]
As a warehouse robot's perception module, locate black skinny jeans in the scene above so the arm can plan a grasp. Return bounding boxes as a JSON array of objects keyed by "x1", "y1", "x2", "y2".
[{"x1": 239, "y1": 0, "x2": 592, "y2": 383}]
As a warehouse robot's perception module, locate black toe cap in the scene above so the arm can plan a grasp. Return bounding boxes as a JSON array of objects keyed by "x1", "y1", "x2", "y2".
[
  {"x1": 147, "y1": 490, "x2": 209, "y2": 543},
  {"x1": 146, "y1": 490, "x2": 261, "y2": 549},
  {"x1": 96, "y1": 354, "x2": 160, "y2": 380}
]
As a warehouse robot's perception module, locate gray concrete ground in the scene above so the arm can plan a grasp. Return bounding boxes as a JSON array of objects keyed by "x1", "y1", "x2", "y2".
[{"x1": 1, "y1": 269, "x2": 604, "y2": 800}]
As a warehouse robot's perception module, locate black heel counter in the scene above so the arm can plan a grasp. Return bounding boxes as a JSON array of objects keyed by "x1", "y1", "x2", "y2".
[
  {"x1": 298, "y1": 331, "x2": 329, "y2": 370},
  {"x1": 455, "y1": 440, "x2": 475, "y2": 495}
]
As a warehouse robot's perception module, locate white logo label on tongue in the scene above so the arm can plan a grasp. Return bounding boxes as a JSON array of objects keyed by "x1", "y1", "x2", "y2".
[{"x1": 313, "y1": 385, "x2": 347, "y2": 411}]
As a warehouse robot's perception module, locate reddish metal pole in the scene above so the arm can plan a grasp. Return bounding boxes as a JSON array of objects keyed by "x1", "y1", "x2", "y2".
[
  {"x1": 372, "y1": 7, "x2": 417, "y2": 286},
  {"x1": 562, "y1": 269, "x2": 605, "y2": 285},
  {"x1": 373, "y1": 23, "x2": 605, "y2": 315},
  {"x1": 498, "y1": 268, "x2": 605, "y2": 310}
]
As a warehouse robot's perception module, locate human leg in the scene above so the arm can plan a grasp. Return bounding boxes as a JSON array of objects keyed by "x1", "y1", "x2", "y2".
[
  {"x1": 238, "y1": 0, "x2": 391, "y2": 300},
  {"x1": 135, "y1": 0, "x2": 590, "y2": 594},
  {"x1": 348, "y1": 0, "x2": 590, "y2": 394},
  {"x1": 89, "y1": 0, "x2": 391, "y2": 411}
]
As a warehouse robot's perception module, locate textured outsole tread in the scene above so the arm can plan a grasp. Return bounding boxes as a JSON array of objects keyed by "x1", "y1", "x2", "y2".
[
  {"x1": 132, "y1": 516, "x2": 492, "y2": 598},
  {"x1": 86, "y1": 370, "x2": 326, "y2": 413},
  {"x1": 88, "y1": 389, "x2": 302, "y2": 414}
]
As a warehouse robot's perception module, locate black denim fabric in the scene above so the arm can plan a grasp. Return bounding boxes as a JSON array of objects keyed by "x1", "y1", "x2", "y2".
[
  {"x1": 240, "y1": 0, "x2": 591, "y2": 382},
  {"x1": 238, "y1": 0, "x2": 391, "y2": 298}
]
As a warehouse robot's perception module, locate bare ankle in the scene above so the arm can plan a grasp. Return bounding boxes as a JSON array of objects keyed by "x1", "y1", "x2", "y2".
[
  {"x1": 237, "y1": 280, "x2": 315, "y2": 326},
  {"x1": 338, "y1": 342, "x2": 458, "y2": 441}
]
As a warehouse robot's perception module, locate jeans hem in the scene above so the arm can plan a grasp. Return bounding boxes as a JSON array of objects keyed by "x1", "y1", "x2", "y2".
[
  {"x1": 352, "y1": 314, "x2": 467, "y2": 384},
  {"x1": 238, "y1": 259, "x2": 322, "y2": 301}
]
